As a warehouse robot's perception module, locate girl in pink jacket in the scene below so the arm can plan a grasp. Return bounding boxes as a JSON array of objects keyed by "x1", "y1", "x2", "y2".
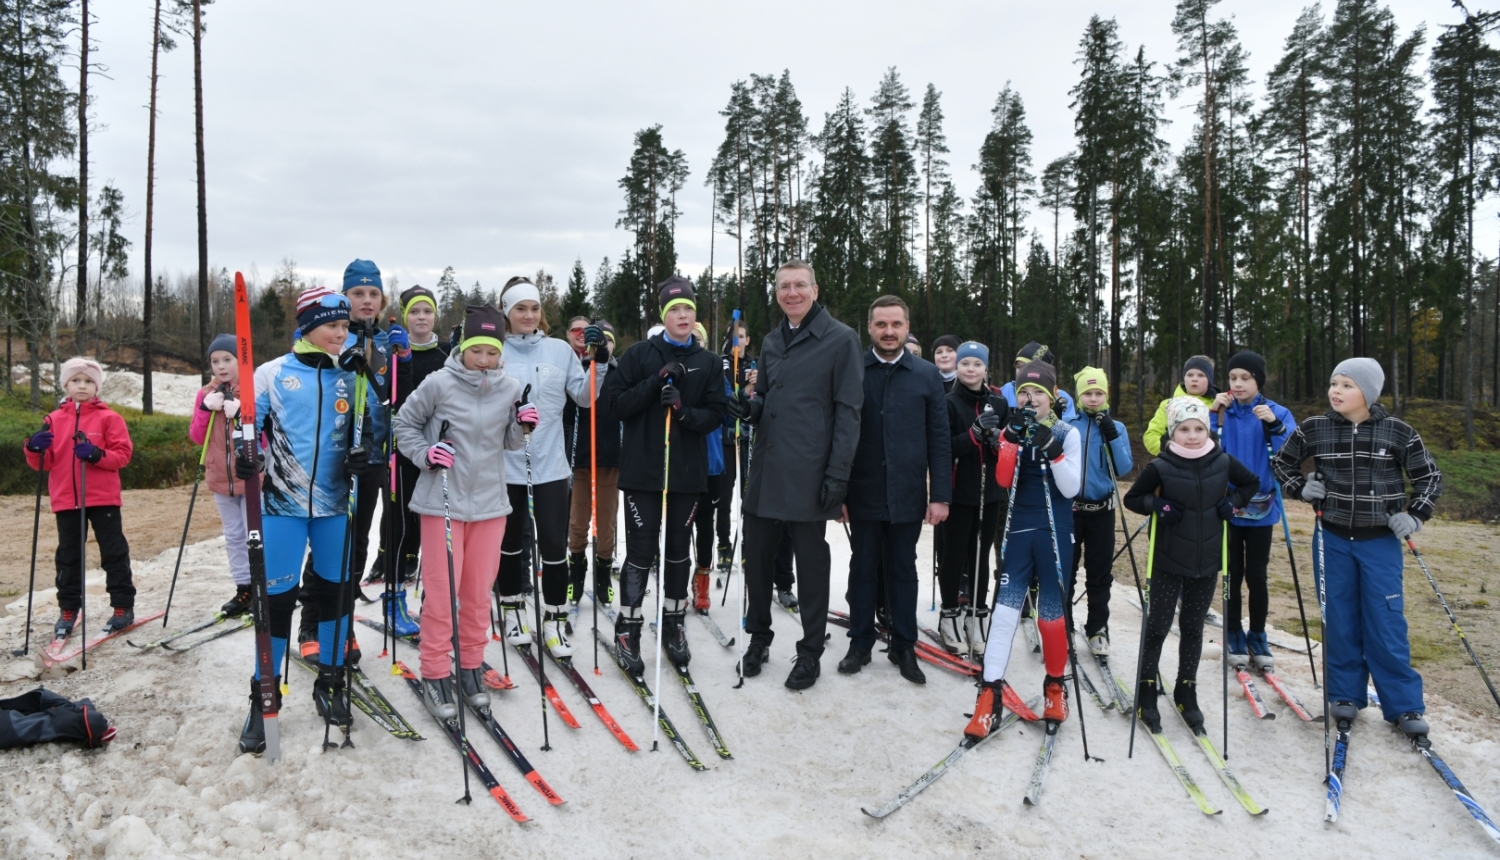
[{"x1": 190, "y1": 334, "x2": 251, "y2": 618}]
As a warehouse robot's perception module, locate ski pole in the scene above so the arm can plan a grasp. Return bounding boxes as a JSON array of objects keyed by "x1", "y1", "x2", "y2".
[
  {"x1": 1040, "y1": 458, "x2": 1100, "y2": 763},
  {"x1": 721, "y1": 313, "x2": 743, "y2": 604},
  {"x1": 165, "y1": 408, "x2": 216, "y2": 627},
  {"x1": 1222, "y1": 519, "x2": 1230, "y2": 758},
  {"x1": 1273, "y1": 477, "x2": 1319, "y2": 688},
  {"x1": 1406, "y1": 536, "x2": 1500, "y2": 714},
  {"x1": 651, "y1": 395, "x2": 673, "y2": 752},
  {"x1": 1314, "y1": 496, "x2": 1329, "y2": 779},
  {"x1": 968, "y1": 405, "x2": 993, "y2": 634},
  {"x1": 589, "y1": 346, "x2": 601, "y2": 676},
  {"x1": 1127, "y1": 512, "x2": 1159, "y2": 759},
  {"x1": 384, "y1": 319, "x2": 402, "y2": 667},
  {"x1": 1102, "y1": 445, "x2": 1144, "y2": 611},
  {"x1": 437, "y1": 420, "x2": 473, "y2": 804},
  {"x1": 13, "y1": 419, "x2": 50, "y2": 657},
  {"x1": 520, "y1": 385, "x2": 552, "y2": 752},
  {"x1": 74, "y1": 401, "x2": 89, "y2": 671}
]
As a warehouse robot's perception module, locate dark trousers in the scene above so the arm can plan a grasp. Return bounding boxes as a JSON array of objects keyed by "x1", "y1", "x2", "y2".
[
  {"x1": 496, "y1": 479, "x2": 571, "y2": 605},
  {"x1": 695, "y1": 473, "x2": 723, "y2": 569},
  {"x1": 54, "y1": 506, "x2": 134, "y2": 610},
  {"x1": 350, "y1": 467, "x2": 379, "y2": 577},
  {"x1": 715, "y1": 439, "x2": 743, "y2": 546},
  {"x1": 1141, "y1": 570, "x2": 1218, "y2": 686},
  {"x1": 621, "y1": 488, "x2": 698, "y2": 607},
  {"x1": 937, "y1": 502, "x2": 999, "y2": 609},
  {"x1": 1068, "y1": 508, "x2": 1116, "y2": 637},
  {"x1": 745, "y1": 514, "x2": 829, "y2": 661},
  {"x1": 847, "y1": 520, "x2": 921, "y2": 650},
  {"x1": 775, "y1": 524, "x2": 795, "y2": 591},
  {"x1": 1226, "y1": 524, "x2": 1273, "y2": 633}
]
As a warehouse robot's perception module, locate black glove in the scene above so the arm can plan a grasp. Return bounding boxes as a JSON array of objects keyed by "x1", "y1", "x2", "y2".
[
  {"x1": 660, "y1": 384, "x2": 682, "y2": 411},
  {"x1": 1216, "y1": 496, "x2": 1237, "y2": 521},
  {"x1": 820, "y1": 476, "x2": 848, "y2": 512},
  {"x1": 1095, "y1": 411, "x2": 1121, "y2": 442},
  {"x1": 1029, "y1": 424, "x2": 1064, "y2": 461},
  {"x1": 584, "y1": 324, "x2": 604, "y2": 347},
  {"x1": 658, "y1": 362, "x2": 687, "y2": 384},
  {"x1": 345, "y1": 445, "x2": 371, "y2": 478},
  {"x1": 338, "y1": 347, "x2": 367, "y2": 374},
  {"x1": 235, "y1": 450, "x2": 263, "y2": 480},
  {"x1": 592, "y1": 339, "x2": 611, "y2": 364},
  {"x1": 724, "y1": 395, "x2": 746, "y2": 421},
  {"x1": 971, "y1": 408, "x2": 1000, "y2": 440},
  {"x1": 1152, "y1": 496, "x2": 1184, "y2": 526},
  {"x1": 1003, "y1": 407, "x2": 1032, "y2": 445}
]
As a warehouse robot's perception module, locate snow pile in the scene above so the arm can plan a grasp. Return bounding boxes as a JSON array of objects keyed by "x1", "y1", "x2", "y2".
[
  {"x1": 9, "y1": 364, "x2": 205, "y2": 417},
  {"x1": 1, "y1": 509, "x2": 1498, "y2": 858}
]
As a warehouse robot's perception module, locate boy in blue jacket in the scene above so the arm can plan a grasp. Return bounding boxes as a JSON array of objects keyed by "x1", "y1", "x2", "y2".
[
  {"x1": 1063, "y1": 367, "x2": 1132, "y2": 655},
  {"x1": 1220, "y1": 351, "x2": 1295, "y2": 669}
]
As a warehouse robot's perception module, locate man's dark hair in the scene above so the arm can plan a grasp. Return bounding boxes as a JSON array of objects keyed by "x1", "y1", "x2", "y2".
[{"x1": 868, "y1": 294, "x2": 909, "y2": 323}]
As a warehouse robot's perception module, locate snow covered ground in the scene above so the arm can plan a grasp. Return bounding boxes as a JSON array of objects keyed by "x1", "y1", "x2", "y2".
[
  {"x1": 2, "y1": 504, "x2": 1499, "y2": 859},
  {"x1": 11, "y1": 365, "x2": 205, "y2": 417}
]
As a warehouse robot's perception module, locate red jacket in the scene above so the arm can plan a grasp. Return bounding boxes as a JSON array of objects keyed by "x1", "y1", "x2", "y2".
[{"x1": 23, "y1": 399, "x2": 134, "y2": 511}]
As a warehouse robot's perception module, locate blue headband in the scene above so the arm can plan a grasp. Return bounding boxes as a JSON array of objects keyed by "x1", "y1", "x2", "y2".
[{"x1": 956, "y1": 341, "x2": 989, "y2": 367}]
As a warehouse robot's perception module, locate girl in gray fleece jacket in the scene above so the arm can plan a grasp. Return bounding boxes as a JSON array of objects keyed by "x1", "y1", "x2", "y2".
[{"x1": 393, "y1": 305, "x2": 530, "y2": 720}]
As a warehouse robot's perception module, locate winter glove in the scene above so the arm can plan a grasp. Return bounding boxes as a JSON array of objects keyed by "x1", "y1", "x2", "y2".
[
  {"x1": 386, "y1": 324, "x2": 411, "y2": 356},
  {"x1": 345, "y1": 446, "x2": 371, "y2": 479},
  {"x1": 338, "y1": 347, "x2": 368, "y2": 374},
  {"x1": 25, "y1": 429, "x2": 53, "y2": 453},
  {"x1": 222, "y1": 398, "x2": 240, "y2": 420},
  {"x1": 1095, "y1": 411, "x2": 1121, "y2": 443},
  {"x1": 820, "y1": 476, "x2": 849, "y2": 513},
  {"x1": 202, "y1": 391, "x2": 226, "y2": 411},
  {"x1": 971, "y1": 407, "x2": 1000, "y2": 440},
  {"x1": 426, "y1": 441, "x2": 455, "y2": 470},
  {"x1": 1216, "y1": 496, "x2": 1237, "y2": 521},
  {"x1": 1029, "y1": 424, "x2": 1064, "y2": 462},
  {"x1": 591, "y1": 338, "x2": 611, "y2": 365},
  {"x1": 1003, "y1": 408, "x2": 1033, "y2": 445},
  {"x1": 74, "y1": 441, "x2": 103, "y2": 464},
  {"x1": 660, "y1": 384, "x2": 682, "y2": 411},
  {"x1": 1151, "y1": 496, "x2": 1184, "y2": 526},
  {"x1": 657, "y1": 362, "x2": 687, "y2": 385},
  {"x1": 516, "y1": 402, "x2": 539, "y2": 430},
  {"x1": 723, "y1": 394, "x2": 746, "y2": 421},
  {"x1": 1300, "y1": 477, "x2": 1327, "y2": 504},
  {"x1": 235, "y1": 450, "x2": 263, "y2": 480},
  {"x1": 1388, "y1": 512, "x2": 1422, "y2": 542}
]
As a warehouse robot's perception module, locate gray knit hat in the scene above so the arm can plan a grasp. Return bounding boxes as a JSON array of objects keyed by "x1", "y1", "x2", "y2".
[{"x1": 1332, "y1": 357, "x2": 1384, "y2": 407}]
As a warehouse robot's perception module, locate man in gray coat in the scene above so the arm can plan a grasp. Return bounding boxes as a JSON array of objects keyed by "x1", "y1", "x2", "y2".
[{"x1": 732, "y1": 260, "x2": 864, "y2": 690}]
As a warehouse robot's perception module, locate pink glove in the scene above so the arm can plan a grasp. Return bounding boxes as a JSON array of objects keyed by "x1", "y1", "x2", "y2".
[
  {"x1": 202, "y1": 391, "x2": 225, "y2": 411},
  {"x1": 516, "y1": 403, "x2": 539, "y2": 430},
  {"x1": 222, "y1": 398, "x2": 241, "y2": 420},
  {"x1": 426, "y1": 441, "x2": 455, "y2": 470}
]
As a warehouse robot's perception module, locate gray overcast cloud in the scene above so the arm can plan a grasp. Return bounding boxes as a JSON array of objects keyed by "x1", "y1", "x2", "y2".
[{"x1": 85, "y1": 0, "x2": 1465, "y2": 295}]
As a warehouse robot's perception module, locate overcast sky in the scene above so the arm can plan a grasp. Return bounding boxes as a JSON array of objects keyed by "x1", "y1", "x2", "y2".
[{"x1": 84, "y1": 0, "x2": 1475, "y2": 297}]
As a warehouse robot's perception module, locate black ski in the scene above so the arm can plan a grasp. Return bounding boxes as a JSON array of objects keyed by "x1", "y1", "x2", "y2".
[{"x1": 593, "y1": 627, "x2": 705, "y2": 772}]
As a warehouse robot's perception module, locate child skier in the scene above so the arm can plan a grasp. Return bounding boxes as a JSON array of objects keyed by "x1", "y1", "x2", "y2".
[
  {"x1": 24, "y1": 357, "x2": 137, "y2": 637},
  {"x1": 936, "y1": 341, "x2": 1007, "y2": 657},
  {"x1": 392, "y1": 305, "x2": 528, "y2": 718},
  {"x1": 964, "y1": 360, "x2": 1082, "y2": 737},
  {"x1": 602, "y1": 277, "x2": 725, "y2": 673},
  {"x1": 1123, "y1": 397, "x2": 1260, "y2": 731},
  {"x1": 1218, "y1": 351, "x2": 1295, "y2": 669},
  {"x1": 1063, "y1": 367, "x2": 1133, "y2": 655},
  {"x1": 1272, "y1": 358, "x2": 1442, "y2": 738},
  {"x1": 1143, "y1": 355, "x2": 1221, "y2": 455},
  {"x1": 237, "y1": 287, "x2": 369, "y2": 752},
  {"x1": 190, "y1": 334, "x2": 252, "y2": 617}
]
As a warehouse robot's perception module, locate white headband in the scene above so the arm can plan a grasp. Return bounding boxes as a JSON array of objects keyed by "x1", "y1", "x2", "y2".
[{"x1": 502, "y1": 283, "x2": 542, "y2": 316}]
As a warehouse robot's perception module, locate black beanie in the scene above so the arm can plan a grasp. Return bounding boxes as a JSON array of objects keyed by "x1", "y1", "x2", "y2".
[
  {"x1": 1015, "y1": 359, "x2": 1058, "y2": 395},
  {"x1": 1183, "y1": 355, "x2": 1215, "y2": 383},
  {"x1": 1227, "y1": 350, "x2": 1266, "y2": 391},
  {"x1": 658, "y1": 276, "x2": 696, "y2": 316},
  {"x1": 932, "y1": 334, "x2": 961, "y2": 353},
  {"x1": 1017, "y1": 341, "x2": 1057, "y2": 366}
]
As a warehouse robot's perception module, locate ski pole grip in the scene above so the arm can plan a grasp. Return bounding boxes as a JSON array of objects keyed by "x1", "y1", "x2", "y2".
[{"x1": 439, "y1": 420, "x2": 450, "y2": 443}]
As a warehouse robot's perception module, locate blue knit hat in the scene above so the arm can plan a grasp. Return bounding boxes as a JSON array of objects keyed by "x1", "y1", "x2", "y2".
[
  {"x1": 342, "y1": 259, "x2": 382, "y2": 292},
  {"x1": 207, "y1": 332, "x2": 236, "y2": 359},
  {"x1": 956, "y1": 341, "x2": 989, "y2": 367}
]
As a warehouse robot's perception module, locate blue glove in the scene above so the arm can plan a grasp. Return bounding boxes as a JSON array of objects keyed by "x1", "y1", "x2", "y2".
[
  {"x1": 387, "y1": 324, "x2": 411, "y2": 355},
  {"x1": 74, "y1": 441, "x2": 103, "y2": 464},
  {"x1": 25, "y1": 429, "x2": 53, "y2": 453}
]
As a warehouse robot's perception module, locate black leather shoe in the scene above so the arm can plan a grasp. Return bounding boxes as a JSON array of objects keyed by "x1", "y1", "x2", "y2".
[
  {"x1": 889, "y1": 647, "x2": 926, "y2": 684},
  {"x1": 741, "y1": 640, "x2": 769, "y2": 677},
  {"x1": 837, "y1": 644, "x2": 871, "y2": 675},
  {"x1": 785, "y1": 656, "x2": 820, "y2": 690}
]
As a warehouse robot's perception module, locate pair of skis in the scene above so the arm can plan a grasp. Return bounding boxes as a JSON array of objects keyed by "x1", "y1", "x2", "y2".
[
  {"x1": 289, "y1": 653, "x2": 424, "y2": 740},
  {"x1": 128, "y1": 611, "x2": 253, "y2": 653},
  {"x1": 41, "y1": 610, "x2": 166, "y2": 668},
  {"x1": 1231, "y1": 660, "x2": 1319, "y2": 722},
  {"x1": 1136, "y1": 690, "x2": 1266, "y2": 817}
]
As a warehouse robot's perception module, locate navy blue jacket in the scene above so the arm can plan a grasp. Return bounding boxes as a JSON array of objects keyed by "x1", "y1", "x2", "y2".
[{"x1": 846, "y1": 349, "x2": 952, "y2": 522}]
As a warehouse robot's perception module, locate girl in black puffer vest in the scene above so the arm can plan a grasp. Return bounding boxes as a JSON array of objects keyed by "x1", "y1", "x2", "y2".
[{"x1": 1124, "y1": 397, "x2": 1259, "y2": 732}]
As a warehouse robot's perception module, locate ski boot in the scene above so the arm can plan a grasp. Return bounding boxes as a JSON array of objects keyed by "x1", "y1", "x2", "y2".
[
  {"x1": 938, "y1": 608, "x2": 963, "y2": 654},
  {"x1": 53, "y1": 609, "x2": 79, "y2": 640},
  {"x1": 1226, "y1": 626, "x2": 1249, "y2": 668},
  {"x1": 716, "y1": 543, "x2": 732, "y2": 574},
  {"x1": 381, "y1": 589, "x2": 420, "y2": 638},
  {"x1": 1042, "y1": 675, "x2": 1069, "y2": 723},
  {"x1": 777, "y1": 587, "x2": 799, "y2": 610},
  {"x1": 1394, "y1": 711, "x2": 1429, "y2": 740},
  {"x1": 312, "y1": 665, "x2": 353, "y2": 729},
  {"x1": 459, "y1": 667, "x2": 490, "y2": 708},
  {"x1": 237, "y1": 676, "x2": 283, "y2": 755},
  {"x1": 594, "y1": 557, "x2": 616, "y2": 605},
  {"x1": 102, "y1": 607, "x2": 134, "y2": 634},
  {"x1": 1329, "y1": 700, "x2": 1360, "y2": 727},
  {"x1": 965, "y1": 607, "x2": 989, "y2": 658},
  {"x1": 1174, "y1": 678, "x2": 1204, "y2": 731},
  {"x1": 1246, "y1": 630, "x2": 1273, "y2": 671},
  {"x1": 964, "y1": 680, "x2": 1004, "y2": 740},
  {"x1": 221, "y1": 584, "x2": 253, "y2": 618},
  {"x1": 661, "y1": 602, "x2": 691, "y2": 666},
  {"x1": 1087, "y1": 630, "x2": 1110, "y2": 657},
  {"x1": 613, "y1": 613, "x2": 645, "y2": 675},
  {"x1": 421, "y1": 675, "x2": 457, "y2": 720},
  {"x1": 1137, "y1": 679, "x2": 1161, "y2": 732},
  {"x1": 497, "y1": 595, "x2": 530, "y2": 647},
  {"x1": 297, "y1": 605, "x2": 319, "y2": 659},
  {"x1": 542, "y1": 606, "x2": 573, "y2": 658},
  {"x1": 692, "y1": 567, "x2": 712, "y2": 611}
]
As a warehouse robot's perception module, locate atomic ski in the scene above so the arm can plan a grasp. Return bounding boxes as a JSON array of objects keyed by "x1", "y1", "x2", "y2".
[
  {"x1": 1411, "y1": 737, "x2": 1500, "y2": 847},
  {"x1": 1258, "y1": 668, "x2": 1318, "y2": 722},
  {"x1": 397, "y1": 663, "x2": 528, "y2": 822},
  {"x1": 42, "y1": 610, "x2": 166, "y2": 667},
  {"x1": 234, "y1": 271, "x2": 281, "y2": 763},
  {"x1": 537, "y1": 637, "x2": 640, "y2": 751},
  {"x1": 1022, "y1": 720, "x2": 1061, "y2": 806},
  {"x1": 463, "y1": 694, "x2": 565, "y2": 806},
  {"x1": 861, "y1": 696, "x2": 1039, "y2": 819},
  {"x1": 511, "y1": 641, "x2": 581, "y2": 729},
  {"x1": 593, "y1": 628, "x2": 705, "y2": 772},
  {"x1": 622, "y1": 603, "x2": 732, "y2": 759},
  {"x1": 1232, "y1": 664, "x2": 1275, "y2": 720},
  {"x1": 1138, "y1": 710, "x2": 1220, "y2": 816}
]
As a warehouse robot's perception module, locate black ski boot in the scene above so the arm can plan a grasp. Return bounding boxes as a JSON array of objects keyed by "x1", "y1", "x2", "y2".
[
  {"x1": 1329, "y1": 700, "x2": 1360, "y2": 727},
  {"x1": 1137, "y1": 679, "x2": 1162, "y2": 732},
  {"x1": 593, "y1": 557, "x2": 616, "y2": 605},
  {"x1": 53, "y1": 609, "x2": 79, "y2": 640},
  {"x1": 613, "y1": 615, "x2": 645, "y2": 676},
  {"x1": 312, "y1": 665, "x2": 353, "y2": 728},
  {"x1": 716, "y1": 543, "x2": 732, "y2": 573},
  {"x1": 238, "y1": 676, "x2": 283, "y2": 755},
  {"x1": 1394, "y1": 711, "x2": 1429, "y2": 740},
  {"x1": 221, "y1": 584, "x2": 253, "y2": 618},
  {"x1": 1174, "y1": 679, "x2": 1205, "y2": 731},
  {"x1": 661, "y1": 608, "x2": 691, "y2": 666},
  {"x1": 567, "y1": 552, "x2": 587, "y2": 604}
]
